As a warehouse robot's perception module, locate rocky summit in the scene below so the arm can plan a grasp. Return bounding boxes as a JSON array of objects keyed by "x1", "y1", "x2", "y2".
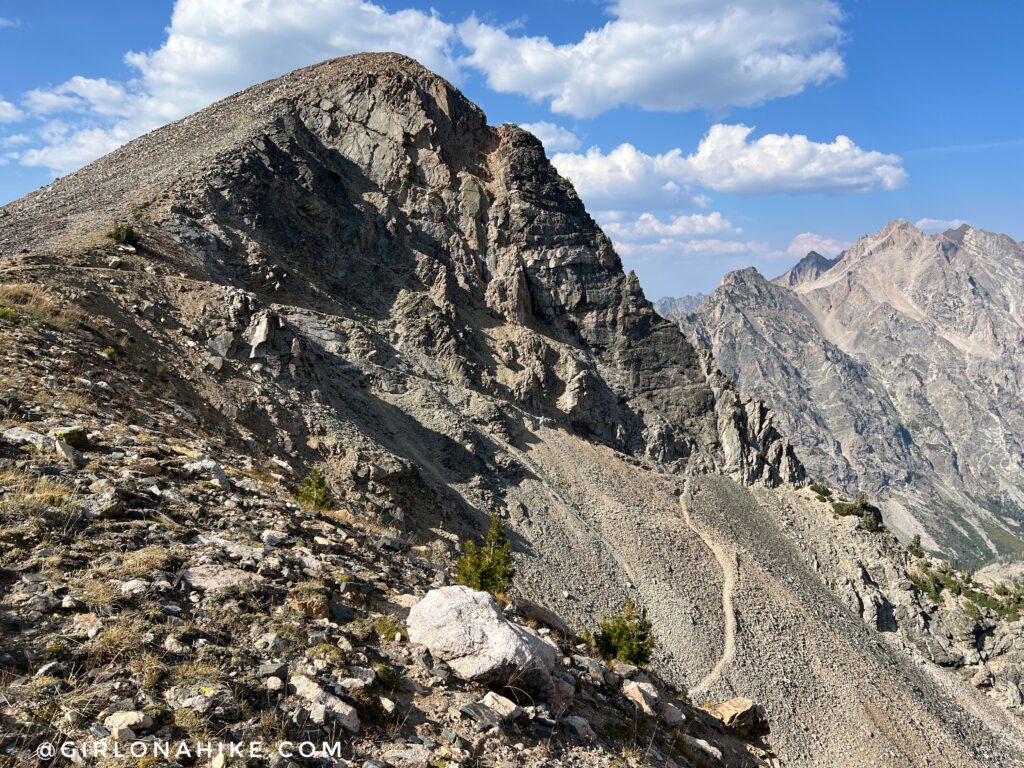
[
  {"x1": 2, "y1": 53, "x2": 1024, "y2": 767},
  {"x1": 671, "y1": 221, "x2": 1024, "y2": 565}
]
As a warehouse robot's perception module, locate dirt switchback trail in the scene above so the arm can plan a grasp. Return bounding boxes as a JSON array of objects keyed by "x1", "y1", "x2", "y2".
[{"x1": 681, "y1": 483, "x2": 738, "y2": 699}]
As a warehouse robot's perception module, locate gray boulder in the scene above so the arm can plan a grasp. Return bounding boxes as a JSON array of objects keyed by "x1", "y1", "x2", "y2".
[{"x1": 407, "y1": 586, "x2": 558, "y2": 698}]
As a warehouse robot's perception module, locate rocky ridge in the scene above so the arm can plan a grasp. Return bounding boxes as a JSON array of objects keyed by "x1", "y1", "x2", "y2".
[
  {"x1": 0, "y1": 314, "x2": 778, "y2": 767},
  {"x1": 653, "y1": 295, "x2": 707, "y2": 318},
  {"x1": 1, "y1": 54, "x2": 1024, "y2": 766},
  {"x1": 669, "y1": 221, "x2": 1024, "y2": 564}
]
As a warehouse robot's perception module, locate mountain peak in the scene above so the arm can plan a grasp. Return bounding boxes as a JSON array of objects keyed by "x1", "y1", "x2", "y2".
[{"x1": 774, "y1": 249, "x2": 841, "y2": 288}]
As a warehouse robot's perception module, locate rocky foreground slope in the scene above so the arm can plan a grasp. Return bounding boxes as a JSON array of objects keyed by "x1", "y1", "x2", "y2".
[
  {"x1": 668, "y1": 222, "x2": 1024, "y2": 564},
  {"x1": 2, "y1": 54, "x2": 1024, "y2": 766}
]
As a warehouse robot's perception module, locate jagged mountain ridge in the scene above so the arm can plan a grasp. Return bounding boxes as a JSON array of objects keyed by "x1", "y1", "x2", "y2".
[
  {"x1": 654, "y1": 294, "x2": 708, "y2": 317},
  {"x1": 774, "y1": 250, "x2": 840, "y2": 288},
  {"x1": 3, "y1": 54, "x2": 1024, "y2": 766},
  {"x1": 674, "y1": 220, "x2": 1024, "y2": 564},
  {"x1": 0, "y1": 53, "x2": 798, "y2": 487}
]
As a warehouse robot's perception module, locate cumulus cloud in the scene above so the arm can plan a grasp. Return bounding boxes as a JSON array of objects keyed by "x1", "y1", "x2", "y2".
[
  {"x1": 0, "y1": 133, "x2": 30, "y2": 149},
  {"x1": 0, "y1": 98, "x2": 23, "y2": 123},
  {"x1": 683, "y1": 124, "x2": 907, "y2": 193},
  {"x1": 17, "y1": 0, "x2": 459, "y2": 174},
  {"x1": 20, "y1": 122, "x2": 136, "y2": 174},
  {"x1": 596, "y1": 209, "x2": 761, "y2": 282},
  {"x1": 552, "y1": 124, "x2": 906, "y2": 207},
  {"x1": 460, "y1": 0, "x2": 845, "y2": 117},
  {"x1": 25, "y1": 77, "x2": 132, "y2": 118},
  {"x1": 915, "y1": 217, "x2": 967, "y2": 233},
  {"x1": 603, "y1": 211, "x2": 737, "y2": 241},
  {"x1": 518, "y1": 121, "x2": 580, "y2": 152},
  {"x1": 786, "y1": 232, "x2": 849, "y2": 258},
  {"x1": 551, "y1": 143, "x2": 705, "y2": 210},
  {"x1": 617, "y1": 238, "x2": 761, "y2": 257}
]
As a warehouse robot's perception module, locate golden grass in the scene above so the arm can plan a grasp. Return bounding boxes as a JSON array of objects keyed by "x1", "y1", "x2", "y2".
[
  {"x1": 0, "y1": 283, "x2": 83, "y2": 330},
  {"x1": 92, "y1": 616, "x2": 147, "y2": 662}
]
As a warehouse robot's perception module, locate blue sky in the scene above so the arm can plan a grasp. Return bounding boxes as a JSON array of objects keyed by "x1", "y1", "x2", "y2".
[{"x1": 0, "y1": 1, "x2": 1021, "y2": 297}]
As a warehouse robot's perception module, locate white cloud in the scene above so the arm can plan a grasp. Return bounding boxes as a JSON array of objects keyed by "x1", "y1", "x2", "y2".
[
  {"x1": 915, "y1": 217, "x2": 967, "y2": 233},
  {"x1": 598, "y1": 209, "x2": 763, "y2": 276},
  {"x1": 17, "y1": 0, "x2": 460, "y2": 175},
  {"x1": 0, "y1": 18, "x2": 19, "y2": 28},
  {"x1": 683, "y1": 124, "x2": 907, "y2": 193},
  {"x1": 603, "y1": 211, "x2": 737, "y2": 241},
  {"x1": 786, "y1": 232, "x2": 849, "y2": 258},
  {"x1": 19, "y1": 123, "x2": 135, "y2": 175},
  {"x1": 615, "y1": 237, "x2": 774, "y2": 260},
  {"x1": 551, "y1": 124, "x2": 906, "y2": 207},
  {"x1": 459, "y1": 0, "x2": 845, "y2": 118},
  {"x1": 0, "y1": 98, "x2": 23, "y2": 123},
  {"x1": 550, "y1": 143, "x2": 705, "y2": 210},
  {"x1": 25, "y1": 77, "x2": 132, "y2": 118},
  {"x1": 518, "y1": 121, "x2": 580, "y2": 152},
  {"x1": 0, "y1": 133, "x2": 29, "y2": 150}
]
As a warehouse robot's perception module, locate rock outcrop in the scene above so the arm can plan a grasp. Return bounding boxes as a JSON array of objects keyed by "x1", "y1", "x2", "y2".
[{"x1": 407, "y1": 586, "x2": 558, "y2": 696}]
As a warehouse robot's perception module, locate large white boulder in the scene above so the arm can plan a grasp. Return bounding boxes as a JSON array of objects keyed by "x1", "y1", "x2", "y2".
[{"x1": 407, "y1": 586, "x2": 559, "y2": 698}]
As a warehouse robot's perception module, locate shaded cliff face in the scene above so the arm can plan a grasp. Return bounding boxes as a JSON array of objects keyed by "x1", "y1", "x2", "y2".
[
  {"x1": 0, "y1": 52, "x2": 799, "y2": 494},
  {"x1": 679, "y1": 221, "x2": 1024, "y2": 563}
]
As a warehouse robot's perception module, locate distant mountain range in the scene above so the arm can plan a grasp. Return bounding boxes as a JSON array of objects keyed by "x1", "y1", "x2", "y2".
[
  {"x1": 660, "y1": 220, "x2": 1024, "y2": 564},
  {"x1": 653, "y1": 293, "x2": 708, "y2": 317}
]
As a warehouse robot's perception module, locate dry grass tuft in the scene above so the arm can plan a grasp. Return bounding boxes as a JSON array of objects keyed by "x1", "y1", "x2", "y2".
[
  {"x1": 92, "y1": 616, "x2": 148, "y2": 662},
  {"x1": 0, "y1": 284, "x2": 83, "y2": 329}
]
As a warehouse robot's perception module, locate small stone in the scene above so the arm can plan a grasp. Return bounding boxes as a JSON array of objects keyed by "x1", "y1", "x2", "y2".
[
  {"x1": 259, "y1": 661, "x2": 288, "y2": 679},
  {"x1": 682, "y1": 735, "x2": 722, "y2": 761},
  {"x1": 108, "y1": 724, "x2": 135, "y2": 741},
  {"x1": 55, "y1": 438, "x2": 86, "y2": 468},
  {"x1": 610, "y1": 658, "x2": 638, "y2": 678},
  {"x1": 381, "y1": 743, "x2": 432, "y2": 767},
  {"x1": 661, "y1": 702, "x2": 686, "y2": 726},
  {"x1": 2, "y1": 426, "x2": 55, "y2": 451},
  {"x1": 104, "y1": 710, "x2": 152, "y2": 732},
  {"x1": 35, "y1": 662, "x2": 64, "y2": 678},
  {"x1": 480, "y1": 691, "x2": 523, "y2": 722},
  {"x1": 290, "y1": 674, "x2": 360, "y2": 732},
  {"x1": 623, "y1": 679, "x2": 659, "y2": 715},
  {"x1": 708, "y1": 697, "x2": 770, "y2": 739},
  {"x1": 182, "y1": 565, "x2": 262, "y2": 592},
  {"x1": 563, "y1": 715, "x2": 596, "y2": 741},
  {"x1": 119, "y1": 579, "x2": 148, "y2": 596},
  {"x1": 261, "y1": 529, "x2": 288, "y2": 546},
  {"x1": 51, "y1": 425, "x2": 90, "y2": 449}
]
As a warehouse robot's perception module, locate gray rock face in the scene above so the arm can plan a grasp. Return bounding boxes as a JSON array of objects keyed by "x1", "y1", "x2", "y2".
[
  {"x1": 0, "y1": 52, "x2": 799, "y2": 492},
  {"x1": 774, "y1": 250, "x2": 840, "y2": 288},
  {"x1": 654, "y1": 293, "x2": 708, "y2": 317},
  {"x1": 676, "y1": 221, "x2": 1024, "y2": 563},
  {"x1": 407, "y1": 586, "x2": 558, "y2": 697}
]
